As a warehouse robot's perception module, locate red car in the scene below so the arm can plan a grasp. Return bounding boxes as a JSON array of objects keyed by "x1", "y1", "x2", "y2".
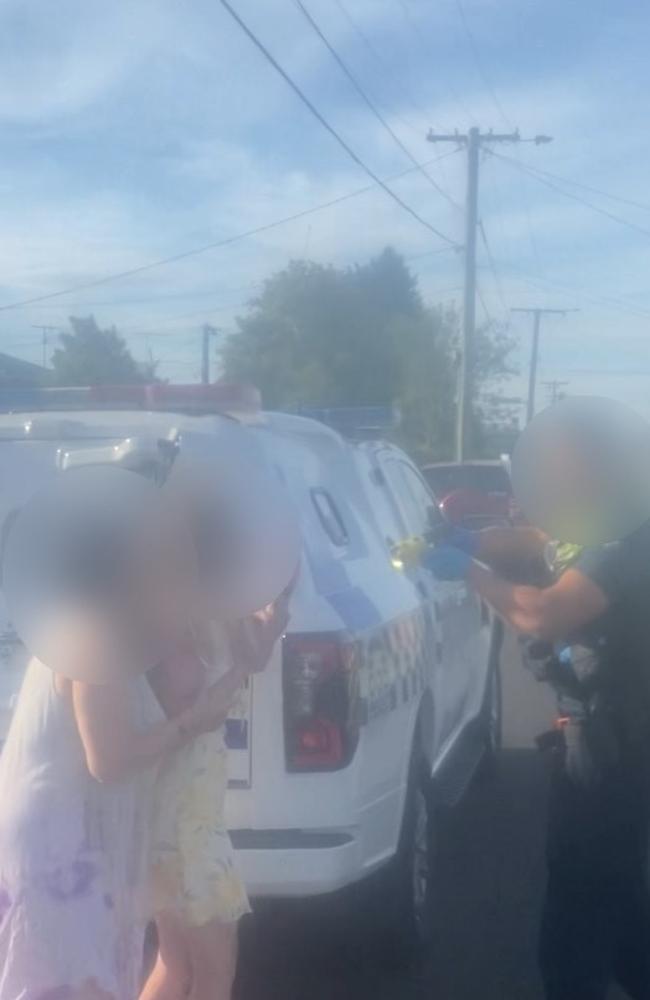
[{"x1": 421, "y1": 460, "x2": 515, "y2": 527}]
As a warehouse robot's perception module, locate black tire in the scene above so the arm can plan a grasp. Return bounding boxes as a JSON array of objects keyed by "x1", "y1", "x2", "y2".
[{"x1": 366, "y1": 750, "x2": 435, "y2": 970}]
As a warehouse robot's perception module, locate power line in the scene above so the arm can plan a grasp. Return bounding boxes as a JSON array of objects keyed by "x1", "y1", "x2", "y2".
[
  {"x1": 293, "y1": 0, "x2": 459, "y2": 209},
  {"x1": 218, "y1": 0, "x2": 459, "y2": 248},
  {"x1": 0, "y1": 150, "x2": 459, "y2": 313},
  {"x1": 392, "y1": 0, "x2": 473, "y2": 124},
  {"x1": 503, "y1": 157, "x2": 650, "y2": 216},
  {"x1": 405, "y1": 245, "x2": 462, "y2": 262},
  {"x1": 491, "y1": 150, "x2": 650, "y2": 242},
  {"x1": 478, "y1": 219, "x2": 508, "y2": 313},
  {"x1": 332, "y1": 0, "x2": 432, "y2": 132},
  {"x1": 476, "y1": 283, "x2": 493, "y2": 325},
  {"x1": 509, "y1": 265, "x2": 650, "y2": 321},
  {"x1": 452, "y1": 0, "x2": 513, "y2": 129}
]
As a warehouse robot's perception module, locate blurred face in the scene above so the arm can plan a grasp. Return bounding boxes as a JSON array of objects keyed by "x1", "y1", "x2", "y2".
[
  {"x1": 119, "y1": 503, "x2": 198, "y2": 662},
  {"x1": 512, "y1": 397, "x2": 650, "y2": 545}
]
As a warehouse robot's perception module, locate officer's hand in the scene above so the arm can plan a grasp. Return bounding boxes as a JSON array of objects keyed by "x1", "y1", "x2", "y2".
[{"x1": 422, "y1": 545, "x2": 473, "y2": 581}]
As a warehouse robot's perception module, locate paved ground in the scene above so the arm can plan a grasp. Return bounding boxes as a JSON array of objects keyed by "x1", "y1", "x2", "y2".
[{"x1": 235, "y1": 635, "x2": 627, "y2": 999}]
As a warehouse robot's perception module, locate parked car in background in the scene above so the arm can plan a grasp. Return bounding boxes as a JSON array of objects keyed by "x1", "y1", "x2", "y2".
[
  {"x1": 421, "y1": 459, "x2": 514, "y2": 528},
  {"x1": 0, "y1": 386, "x2": 500, "y2": 964}
]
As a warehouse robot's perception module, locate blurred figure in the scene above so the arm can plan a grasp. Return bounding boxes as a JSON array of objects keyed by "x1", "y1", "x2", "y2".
[
  {"x1": 400, "y1": 398, "x2": 650, "y2": 1000},
  {"x1": 0, "y1": 490, "x2": 233, "y2": 1000},
  {"x1": 141, "y1": 458, "x2": 298, "y2": 1000},
  {"x1": 141, "y1": 598, "x2": 291, "y2": 1000}
]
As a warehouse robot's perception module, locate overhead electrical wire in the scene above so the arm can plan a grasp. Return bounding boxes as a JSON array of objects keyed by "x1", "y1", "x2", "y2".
[
  {"x1": 453, "y1": 0, "x2": 512, "y2": 129},
  {"x1": 0, "y1": 149, "x2": 459, "y2": 313},
  {"x1": 392, "y1": 0, "x2": 473, "y2": 125},
  {"x1": 490, "y1": 149, "x2": 650, "y2": 242},
  {"x1": 476, "y1": 282, "x2": 494, "y2": 325},
  {"x1": 513, "y1": 145, "x2": 546, "y2": 277},
  {"x1": 478, "y1": 219, "x2": 508, "y2": 314},
  {"x1": 509, "y1": 265, "x2": 650, "y2": 321},
  {"x1": 501, "y1": 156, "x2": 650, "y2": 216},
  {"x1": 332, "y1": 0, "x2": 433, "y2": 131},
  {"x1": 292, "y1": 0, "x2": 459, "y2": 208},
  {"x1": 218, "y1": 0, "x2": 459, "y2": 248}
]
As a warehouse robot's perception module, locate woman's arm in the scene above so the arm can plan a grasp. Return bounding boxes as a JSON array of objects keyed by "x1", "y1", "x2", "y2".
[
  {"x1": 468, "y1": 563, "x2": 608, "y2": 641},
  {"x1": 72, "y1": 663, "x2": 248, "y2": 782},
  {"x1": 149, "y1": 648, "x2": 206, "y2": 719}
]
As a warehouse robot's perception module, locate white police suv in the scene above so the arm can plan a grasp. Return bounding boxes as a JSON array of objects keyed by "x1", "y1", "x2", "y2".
[{"x1": 0, "y1": 384, "x2": 500, "y2": 962}]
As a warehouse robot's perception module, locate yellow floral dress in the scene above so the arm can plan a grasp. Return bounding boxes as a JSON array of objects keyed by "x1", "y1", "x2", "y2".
[{"x1": 150, "y1": 627, "x2": 250, "y2": 927}]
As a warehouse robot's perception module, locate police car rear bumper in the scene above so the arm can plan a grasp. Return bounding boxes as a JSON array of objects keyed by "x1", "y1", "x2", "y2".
[{"x1": 231, "y1": 829, "x2": 366, "y2": 897}]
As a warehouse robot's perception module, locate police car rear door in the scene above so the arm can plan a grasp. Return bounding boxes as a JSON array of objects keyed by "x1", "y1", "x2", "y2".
[{"x1": 375, "y1": 450, "x2": 475, "y2": 749}]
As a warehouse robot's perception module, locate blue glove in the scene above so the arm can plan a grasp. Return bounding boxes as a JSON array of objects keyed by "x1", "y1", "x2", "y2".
[
  {"x1": 422, "y1": 544, "x2": 473, "y2": 581},
  {"x1": 443, "y1": 526, "x2": 480, "y2": 556}
]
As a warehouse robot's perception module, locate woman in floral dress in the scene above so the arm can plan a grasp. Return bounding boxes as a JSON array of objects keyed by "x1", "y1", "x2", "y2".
[{"x1": 141, "y1": 598, "x2": 290, "y2": 1000}]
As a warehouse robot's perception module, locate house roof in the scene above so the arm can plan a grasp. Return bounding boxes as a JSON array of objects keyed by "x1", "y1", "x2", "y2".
[{"x1": 0, "y1": 353, "x2": 50, "y2": 388}]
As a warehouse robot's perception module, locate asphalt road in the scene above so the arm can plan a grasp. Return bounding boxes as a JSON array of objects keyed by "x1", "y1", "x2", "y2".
[{"x1": 235, "y1": 635, "x2": 627, "y2": 1000}]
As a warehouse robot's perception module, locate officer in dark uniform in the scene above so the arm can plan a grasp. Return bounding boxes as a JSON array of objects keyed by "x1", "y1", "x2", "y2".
[
  {"x1": 401, "y1": 391, "x2": 650, "y2": 1000},
  {"x1": 413, "y1": 518, "x2": 650, "y2": 999}
]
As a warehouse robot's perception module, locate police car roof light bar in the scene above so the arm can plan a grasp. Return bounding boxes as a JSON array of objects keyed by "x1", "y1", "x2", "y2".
[{"x1": 0, "y1": 383, "x2": 262, "y2": 418}]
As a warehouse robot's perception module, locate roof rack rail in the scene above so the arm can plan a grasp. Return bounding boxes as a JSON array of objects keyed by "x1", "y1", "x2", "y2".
[{"x1": 290, "y1": 405, "x2": 399, "y2": 438}]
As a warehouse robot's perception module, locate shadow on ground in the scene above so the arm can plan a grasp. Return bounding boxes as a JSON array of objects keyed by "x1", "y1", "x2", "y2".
[{"x1": 236, "y1": 750, "x2": 550, "y2": 1000}]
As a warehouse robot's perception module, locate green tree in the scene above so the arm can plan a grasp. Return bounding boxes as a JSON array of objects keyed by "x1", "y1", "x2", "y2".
[
  {"x1": 394, "y1": 305, "x2": 458, "y2": 464},
  {"x1": 223, "y1": 249, "x2": 418, "y2": 408},
  {"x1": 51, "y1": 316, "x2": 156, "y2": 386},
  {"x1": 222, "y1": 248, "x2": 515, "y2": 461}
]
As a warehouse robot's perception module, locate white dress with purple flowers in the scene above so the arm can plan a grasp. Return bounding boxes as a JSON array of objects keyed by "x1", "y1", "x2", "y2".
[{"x1": 0, "y1": 658, "x2": 162, "y2": 1000}]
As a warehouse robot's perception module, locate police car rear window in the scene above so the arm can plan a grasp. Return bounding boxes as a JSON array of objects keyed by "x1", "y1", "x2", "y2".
[{"x1": 311, "y1": 488, "x2": 349, "y2": 547}]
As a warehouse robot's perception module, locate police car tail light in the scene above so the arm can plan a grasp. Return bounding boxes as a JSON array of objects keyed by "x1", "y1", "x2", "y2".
[{"x1": 282, "y1": 634, "x2": 359, "y2": 772}]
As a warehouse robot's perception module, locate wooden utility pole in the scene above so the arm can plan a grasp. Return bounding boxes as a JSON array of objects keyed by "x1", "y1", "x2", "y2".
[
  {"x1": 201, "y1": 325, "x2": 219, "y2": 384},
  {"x1": 427, "y1": 129, "x2": 552, "y2": 459},
  {"x1": 31, "y1": 325, "x2": 60, "y2": 368},
  {"x1": 510, "y1": 308, "x2": 578, "y2": 422},
  {"x1": 542, "y1": 379, "x2": 569, "y2": 405}
]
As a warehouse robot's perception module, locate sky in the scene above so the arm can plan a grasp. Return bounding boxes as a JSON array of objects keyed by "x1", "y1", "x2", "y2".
[{"x1": 1, "y1": 0, "x2": 650, "y2": 420}]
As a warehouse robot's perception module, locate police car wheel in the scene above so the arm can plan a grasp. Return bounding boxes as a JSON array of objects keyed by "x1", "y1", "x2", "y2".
[{"x1": 371, "y1": 754, "x2": 435, "y2": 969}]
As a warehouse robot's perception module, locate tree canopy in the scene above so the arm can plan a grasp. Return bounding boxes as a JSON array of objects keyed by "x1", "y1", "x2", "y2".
[
  {"x1": 51, "y1": 316, "x2": 156, "y2": 386},
  {"x1": 222, "y1": 247, "x2": 515, "y2": 461}
]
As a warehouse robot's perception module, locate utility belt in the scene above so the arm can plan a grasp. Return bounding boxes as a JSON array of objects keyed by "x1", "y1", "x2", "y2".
[{"x1": 522, "y1": 638, "x2": 621, "y2": 787}]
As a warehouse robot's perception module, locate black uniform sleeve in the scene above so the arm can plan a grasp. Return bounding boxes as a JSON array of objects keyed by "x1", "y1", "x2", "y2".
[{"x1": 573, "y1": 523, "x2": 650, "y2": 606}]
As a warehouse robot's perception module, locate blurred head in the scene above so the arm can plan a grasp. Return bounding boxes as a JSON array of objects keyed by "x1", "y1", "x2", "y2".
[
  {"x1": 2, "y1": 465, "x2": 197, "y2": 682},
  {"x1": 163, "y1": 448, "x2": 301, "y2": 624},
  {"x1": 512, "y1": 396, "x2": 650, "y2": 545}
]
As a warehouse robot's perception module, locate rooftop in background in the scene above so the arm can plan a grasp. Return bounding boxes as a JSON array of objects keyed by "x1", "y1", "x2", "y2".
[{"x1": 0, "y1": 354, "x2": 50, "y2": 389}]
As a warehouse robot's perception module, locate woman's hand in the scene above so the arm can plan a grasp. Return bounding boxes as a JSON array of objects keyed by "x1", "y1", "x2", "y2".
[
  {"x1": 183, "y1": 676, "x2": 241, "y2": 737},
  {"x1": 227, "y1": 588, "x2": 292, "y2": 678}
]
